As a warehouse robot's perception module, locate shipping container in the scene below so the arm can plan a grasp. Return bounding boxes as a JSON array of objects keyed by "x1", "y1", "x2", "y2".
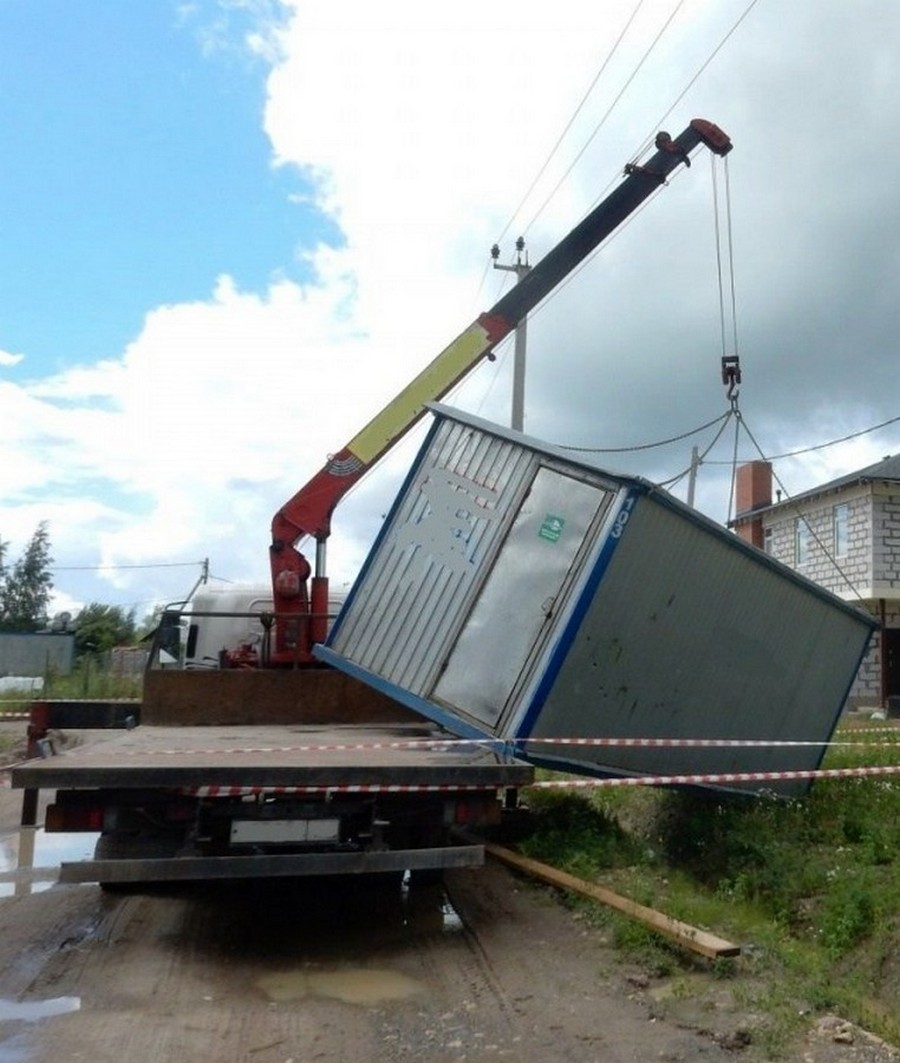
[{"x1": 319, "y1": 406, "x2": 877, "y2": 796}]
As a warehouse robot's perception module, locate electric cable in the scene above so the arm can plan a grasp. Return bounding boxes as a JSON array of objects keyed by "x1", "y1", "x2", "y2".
[
  {"x1": 635, "y1": 0, "x2": 764, "y2": 160},
  {"x1": 521, "y1": 0, "x2": 687, "y2": 236},
  {"x1": 703, "y1": 412, "x2": 900, "y2": 464},
  {"x1": 52, "y1": 560, "x2": 206, "y2": 572},
  {"x1": 494, "y1": 0, "x2": 649, "y2": 250},
  {"x1": 655, "y1": 407, "x2": 736, "y2": 490},
  {"x1": 733, "y1": 412, "x2": 866, "y2": 603},
  {"x1": 556, "y1": 410, "x2": 729, "y2": 454}
]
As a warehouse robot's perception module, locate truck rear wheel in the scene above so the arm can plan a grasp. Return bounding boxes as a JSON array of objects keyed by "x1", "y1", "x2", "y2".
[{"x1": 94, "y1": 832, "x2": 181, "y2": 893}]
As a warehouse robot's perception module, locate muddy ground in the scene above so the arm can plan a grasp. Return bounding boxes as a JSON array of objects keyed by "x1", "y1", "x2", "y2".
[{"x1": 0, "y1": 725, "x2": 899, "y2": 1063}]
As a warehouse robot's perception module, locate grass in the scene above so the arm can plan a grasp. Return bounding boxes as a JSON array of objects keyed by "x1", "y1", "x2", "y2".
[
  {"x1": 516, "y1": 721, "x2": 900, "y2": 1057},
  {"x1": 0, "y1": 662, "x2": 143, "y2": 705},
  {"x1": 43, "y1": 667, "x2": 143, "y2": 700}
]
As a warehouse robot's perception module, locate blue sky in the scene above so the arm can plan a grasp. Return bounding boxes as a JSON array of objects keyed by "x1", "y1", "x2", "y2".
[
  {"x1": 2, "y1": 0, "x2": 900, "y2": 622},
  {"x1": 1, "y1": 2, "x2": 330, "y2": 372}
]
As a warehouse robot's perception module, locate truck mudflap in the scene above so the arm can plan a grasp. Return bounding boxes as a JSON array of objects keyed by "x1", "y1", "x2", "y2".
[{"x1": 58, "y1": 843, "x2": 484, "y2": 884}]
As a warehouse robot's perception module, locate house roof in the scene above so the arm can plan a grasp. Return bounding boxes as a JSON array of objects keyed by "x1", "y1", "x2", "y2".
[{"x1": 763, "y1": 453, "x2": 900, "y2": 513}]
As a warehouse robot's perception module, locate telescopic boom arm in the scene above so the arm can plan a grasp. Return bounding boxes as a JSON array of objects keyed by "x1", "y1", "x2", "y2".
[{"x1": 268, "y1": 119, "x2": 732, "y2": 664}]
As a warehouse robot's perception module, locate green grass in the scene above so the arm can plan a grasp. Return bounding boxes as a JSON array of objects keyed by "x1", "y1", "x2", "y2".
[
  {"x1": 517, "y1": 723, "x2": 900, "y2": 1056},
  {"x1": 43, "y1": 668, "x2": 143, "y2": 700},
  {"x1": 0, "y1": 662, "x2": 143, "y2": 706}
]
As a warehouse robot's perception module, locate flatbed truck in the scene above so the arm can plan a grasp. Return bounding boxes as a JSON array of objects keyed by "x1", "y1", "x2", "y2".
[
  {"x1": 15, "y1": 670, "x2": 531, "y2": 886},
  {"x1": 11, "y1": 120, "x2": 732, "y2": 886}
]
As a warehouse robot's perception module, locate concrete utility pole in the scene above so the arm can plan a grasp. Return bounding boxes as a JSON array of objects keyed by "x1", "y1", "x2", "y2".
[
  {"x1": 491, "y1": 238, "x2": 531, "y2": 432},
  {"x1": 687, "y1": 446, "x2": 700, "y2": 508}
]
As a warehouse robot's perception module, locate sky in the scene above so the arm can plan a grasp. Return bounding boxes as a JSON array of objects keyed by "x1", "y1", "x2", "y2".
[{"x1": 1, "y1": 0, "x2": 899, "y2": 623}]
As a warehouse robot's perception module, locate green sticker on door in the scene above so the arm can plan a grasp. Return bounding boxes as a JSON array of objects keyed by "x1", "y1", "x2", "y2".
[{"x1": 539, "y1": 514, "x2": 565, "y2": 542}]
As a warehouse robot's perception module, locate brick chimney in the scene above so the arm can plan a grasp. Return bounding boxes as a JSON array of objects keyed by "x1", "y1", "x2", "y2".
[{"x1": 733, "y1": 461, "x2": 772, "y2": 547}]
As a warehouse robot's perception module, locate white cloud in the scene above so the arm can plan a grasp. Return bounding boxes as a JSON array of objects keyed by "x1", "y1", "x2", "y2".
[
  {"x1": 6, "y1": 0, "x2": 900, "y2": 617},
  {"x1": 0, "y1": 348, "x2": 24, "y2": 367}
]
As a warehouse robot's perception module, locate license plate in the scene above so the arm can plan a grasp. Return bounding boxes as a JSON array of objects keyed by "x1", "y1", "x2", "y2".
[{"x1": 229, "y1": 818, "x2": 340, "y2": 844}]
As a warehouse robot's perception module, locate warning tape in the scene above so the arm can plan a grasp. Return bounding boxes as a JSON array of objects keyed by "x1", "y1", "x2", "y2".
[
  {"x1": 530, "y1": 764, "x2": 900, "y2": 789},
  {"x1": 180, "y1": 762, "x2": 900, "y2": 798},
  {"x1": 182, "y1": 783, "x2": 501, "y2": 797},
  {"x1": 72, "y1": 734, "x2": 900, "y2": 759}
]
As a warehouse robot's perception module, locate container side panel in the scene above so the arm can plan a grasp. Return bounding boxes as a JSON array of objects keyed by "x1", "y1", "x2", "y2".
[{"x1": 525, "y1": 495, "x2": 874, "y2": 793}]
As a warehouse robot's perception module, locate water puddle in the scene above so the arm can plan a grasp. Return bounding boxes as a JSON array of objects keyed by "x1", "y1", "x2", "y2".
[
  {"x1": 258, "y1": 967, "x2": 425, "y2": 1006},
  {"x1": 0, "y1": 997, "x2": 81, "y2": 1063},
  {"x1": 0, "y1": 1033, "x2": 32, "y2": 1063},
  {"x1": 0, "y1": 829, "x2": 98, "y2": 897},
  {"x1": 400, "y1": 873, "x2": 464, "y2": 936},
  {"x1": 0, "y1": 997, "x2": 81, "y2": 1022}
]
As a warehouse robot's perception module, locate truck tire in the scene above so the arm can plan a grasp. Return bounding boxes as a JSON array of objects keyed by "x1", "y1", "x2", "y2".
[{"x1": 94, "y1": 832, "x2": 181, "y2": 893}]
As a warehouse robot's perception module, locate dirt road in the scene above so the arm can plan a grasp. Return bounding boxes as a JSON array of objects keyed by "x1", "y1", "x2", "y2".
[{"x1": 1, "y1": 748, "x2": 899, "y2": 1061}]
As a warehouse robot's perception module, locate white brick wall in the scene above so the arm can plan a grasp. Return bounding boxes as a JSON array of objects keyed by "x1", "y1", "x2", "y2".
[
  {"x1": 761, "y1": 485, "x2": 900, "y2": 710},
  {"x1": 763, "y1": 492, "x2": 871, "y2": 593}
]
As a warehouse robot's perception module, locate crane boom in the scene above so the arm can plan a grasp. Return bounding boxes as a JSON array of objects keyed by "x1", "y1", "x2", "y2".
[{"x1": 268, "y1": 118, "x2": 732, "y2": 664}]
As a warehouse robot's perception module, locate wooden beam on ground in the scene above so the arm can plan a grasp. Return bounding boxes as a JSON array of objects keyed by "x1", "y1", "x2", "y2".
[{"x1": 484, "y1": 842, "x2": 741, "y2": 960}]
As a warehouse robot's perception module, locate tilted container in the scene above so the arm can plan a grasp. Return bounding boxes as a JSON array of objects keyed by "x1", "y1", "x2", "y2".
[{"x1": 318, "y1": 406, "x2": 876, "y2": 796}]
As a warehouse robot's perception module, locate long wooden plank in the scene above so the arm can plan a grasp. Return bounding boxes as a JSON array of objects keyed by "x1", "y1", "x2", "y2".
[{"x1": 485, "y1": 842, "x2": 740, "y2": 960}]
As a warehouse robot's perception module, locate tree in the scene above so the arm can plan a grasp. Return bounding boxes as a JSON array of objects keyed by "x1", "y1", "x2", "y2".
[
  {"x1": 74, "y1": 603, "x2": 137, "y2": 657},
  {"x1": 0, "y1": 522, "x2": 54, "y2": 633},
  {"x1": 137, "y1": 604, "x2": 165, "y2": 642}
]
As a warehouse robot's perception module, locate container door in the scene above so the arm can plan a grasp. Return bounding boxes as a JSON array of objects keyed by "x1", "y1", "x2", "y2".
[{"x1": 432, "y1": 466, "x2": 612, "y2": 728}]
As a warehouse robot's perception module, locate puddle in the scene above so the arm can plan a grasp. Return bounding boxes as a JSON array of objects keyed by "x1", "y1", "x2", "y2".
[
  {"x1": 0, "y1": 829, "x2": 98, "y2": 897},
  {"x1": 0, "y1": 997, "x2": 81, "y2": 1022},
  {"x1": 0, "y1": 1034, "x2": 32, "y2": 1063},
  {"x1": 258, "y1": 968, "x2": 425, "y2": 1006},
  {"x1": 400, "y1": 874, "x2": 464, "y2": 935}
]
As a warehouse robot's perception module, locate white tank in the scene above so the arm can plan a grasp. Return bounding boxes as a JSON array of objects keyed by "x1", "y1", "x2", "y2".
[
  {"x1": 183, "y1": 585, "x2": 273, "y2": 669},
  {"x1": 182, "y1": 584, "x2": 348, "y2": 669}
]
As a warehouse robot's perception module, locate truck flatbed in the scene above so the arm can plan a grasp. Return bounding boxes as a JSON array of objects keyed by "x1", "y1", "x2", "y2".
[
  {"x1": 16, "y1": 673, "x2": 533, "y2": 885},
  {"x1": 11, "y1": 722, "x2": 531, "y2": 792}
]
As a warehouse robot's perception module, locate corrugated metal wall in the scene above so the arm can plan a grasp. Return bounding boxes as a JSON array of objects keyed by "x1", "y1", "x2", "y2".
[
  {"x1": 330, "y1": 418, "x2": 539, "y2": 694},
  {"x1": 0, "y1": 634, "x2": 75, "y2": 676}
]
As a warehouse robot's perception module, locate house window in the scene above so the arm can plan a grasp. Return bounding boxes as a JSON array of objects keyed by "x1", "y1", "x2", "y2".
[
  {"x1": 833, "y1": 502, "x2": 849, "y2": 557},
  {"x1": 763, "y1": 527, "x2": 773, "y2": 555},
  {"x1": 795, "y1": 518, "x2": 811, "y2": 565}
]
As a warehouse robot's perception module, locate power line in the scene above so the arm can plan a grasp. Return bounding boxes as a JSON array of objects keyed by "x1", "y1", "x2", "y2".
[
  {"x1": 493, "y1": 0, "x2": 649, "y2": 251},
  {"x1": 556, "y1": 411, "x2": 729, "y2": 454},
  {"x1": 52, "y1": 561, "x2": 207, "y2": 569},
  {"x1": 527, "y1": 1, "x2": 688, "y2": 237},
  {"x1": 734, "y1": 411, "x2": 865, "y2": 602},
  {"x1": 638, "y1": 0, "x2": 764, "y2": 159},
  {"x1": 703, "y1": 412, "x2": 900, "y2": 465}
]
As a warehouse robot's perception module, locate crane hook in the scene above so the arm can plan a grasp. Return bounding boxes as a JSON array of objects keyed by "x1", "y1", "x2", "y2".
[{"x1": 721, "y1": 355, "x2": 741, "y2": 407}]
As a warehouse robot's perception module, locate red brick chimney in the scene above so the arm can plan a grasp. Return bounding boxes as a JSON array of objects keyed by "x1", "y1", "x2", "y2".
[{"x1": 733, "y1": 461, "x2": 772, "y2": 547}]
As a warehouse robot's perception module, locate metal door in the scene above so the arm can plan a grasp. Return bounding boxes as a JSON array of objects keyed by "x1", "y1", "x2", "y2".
[{"x1": 432, "y1": 466, "x2": 612, "y2": 727}]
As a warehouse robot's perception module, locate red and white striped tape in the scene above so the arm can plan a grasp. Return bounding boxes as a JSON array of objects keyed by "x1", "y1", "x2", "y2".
[
  {"x1": 532, "y1": 763, "x2": 900, "y2": 789},
  {"x1": 182, "y1": 782, "x2": 501, "y2": 797},
  {"x1": 70, "y1": 733, "x2": 900, "y2": 759},
  {"x1": 180, "y1": 762, "x2": 900, "y2": 798}
]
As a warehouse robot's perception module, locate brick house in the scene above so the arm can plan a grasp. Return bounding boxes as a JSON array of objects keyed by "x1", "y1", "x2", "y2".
[{"x1": 732, "y1": 455, "x2": 900, "y2": 711}]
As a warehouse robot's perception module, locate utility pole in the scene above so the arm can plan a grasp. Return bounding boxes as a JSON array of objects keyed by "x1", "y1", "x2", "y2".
[
  {"x1": 491, "y1": 237, "x2": 531, "y2": 431},
  {"x1": 687, "y1": 446, "x2": 700, "y2": 508}
]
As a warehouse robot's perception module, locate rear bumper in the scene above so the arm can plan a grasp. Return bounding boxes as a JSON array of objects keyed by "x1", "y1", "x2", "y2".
[{"x1": 59, "y1": 842, "x2": 484, "y2": 884}]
